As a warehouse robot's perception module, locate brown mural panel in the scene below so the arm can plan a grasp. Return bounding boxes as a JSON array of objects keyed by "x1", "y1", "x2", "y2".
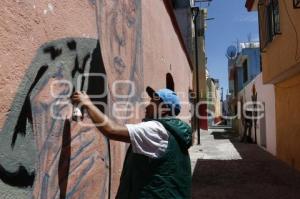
[
  {"x1": 96, "y1": 0, "x2": 143, "y2": 105},
  {"x1": 96, "y1": 1, "x2": 143, "y2": 196}
]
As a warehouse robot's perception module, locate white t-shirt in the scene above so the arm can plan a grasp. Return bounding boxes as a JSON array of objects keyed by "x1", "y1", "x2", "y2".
[{"x1": 126, "y1": 121, "x2": 169, "y2": 158}]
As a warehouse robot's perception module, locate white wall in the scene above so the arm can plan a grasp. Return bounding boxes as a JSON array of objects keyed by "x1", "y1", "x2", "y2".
[{"x1": 238, "y1": 73, "x2": 277, "y2": 155}]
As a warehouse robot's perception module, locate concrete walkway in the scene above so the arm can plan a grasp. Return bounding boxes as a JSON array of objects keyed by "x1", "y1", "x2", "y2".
[
  {"x1": 189, "y1": 128, "x2": 241, "y2": 172},
  {"x1": 190, "y1": 128, "x2": 300, "y2": 199}
]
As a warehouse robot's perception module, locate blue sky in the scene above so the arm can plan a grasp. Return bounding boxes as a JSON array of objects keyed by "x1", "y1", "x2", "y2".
[{"x1": 202, "y1": 0, "x2": 259, "y2": 97}]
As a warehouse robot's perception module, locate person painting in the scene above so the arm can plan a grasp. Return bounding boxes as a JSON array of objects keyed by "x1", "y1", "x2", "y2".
[{"x1": 72, "y1": 86, "x2": 192, "y2": 199}]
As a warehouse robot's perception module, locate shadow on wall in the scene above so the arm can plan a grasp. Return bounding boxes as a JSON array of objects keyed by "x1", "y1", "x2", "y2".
[{"x1": 0, "y1": 38, "x2": 110, "y2": 199}]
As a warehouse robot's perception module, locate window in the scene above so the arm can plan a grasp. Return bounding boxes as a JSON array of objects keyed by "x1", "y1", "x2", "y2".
[
  {"x1": 258, "y1": 0, "x2": 281, "y2": 50},
  {"x1": 243, "y1": 60, "x2": 248, "y2": 83},
  {"x1": 272, "y1": 0, "x2": 280, "y2": 34}
]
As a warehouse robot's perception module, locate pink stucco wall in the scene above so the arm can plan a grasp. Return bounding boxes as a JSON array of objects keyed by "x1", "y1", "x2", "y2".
[
  {"x1": 0, "y1": 0, "x2": 97, "y2": 127},
  {"x1": 238, "y1": 73, "x2": 276, "y2": 155},
  {"x1": 142, "y1": 0, "x2": 193, "y2": 124},
  {"x1": 0, "y1": 0, "x2": 192, "y2": 145},
  {"x1": 0, "y1": 0, "x2": 193, "y2": 197}
]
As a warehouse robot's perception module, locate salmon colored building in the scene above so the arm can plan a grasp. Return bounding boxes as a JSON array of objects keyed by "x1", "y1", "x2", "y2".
[{"x1": 0, "y1": 0, "x2": 193, "y2": 198}]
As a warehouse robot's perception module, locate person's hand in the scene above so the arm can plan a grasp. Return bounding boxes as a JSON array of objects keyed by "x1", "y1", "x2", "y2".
[{"x1": 71, "y1": 91, "x2": 92, "y2": 108}]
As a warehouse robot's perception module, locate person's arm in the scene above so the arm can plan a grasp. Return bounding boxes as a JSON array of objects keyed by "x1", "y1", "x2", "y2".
[{"x1": 71, "y1": 91, "x2": 130, "y2": 143}]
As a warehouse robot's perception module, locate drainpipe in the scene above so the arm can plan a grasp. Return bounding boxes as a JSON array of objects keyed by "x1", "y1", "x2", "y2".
[{"x1": 192, "y1": 7, "x2": 201, "y2": 145}]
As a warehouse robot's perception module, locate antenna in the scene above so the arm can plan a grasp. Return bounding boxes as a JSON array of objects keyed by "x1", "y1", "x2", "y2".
[
  {"x1": 221, "y1": 87, "x2": 224, "y2": 102},
  {"x1": 247, "y1": 33, "x2": 252, "y2": 43},
  {"x1": 236, "y1": 39, "x2": 240, "y2": 53},
  {"x1": 226, "y1": 45, "x2": 237, "y2": 59}
]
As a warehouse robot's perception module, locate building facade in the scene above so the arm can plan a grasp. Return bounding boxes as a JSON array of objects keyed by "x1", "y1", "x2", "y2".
[
  {"x1": 237, "y1": 74, "x2": 276, "y2": 155},
  {"x1": 235, "y1": 43, "x2": 261, "y2": 92},
  {"x1": 207, "y1": 77, "x2": 222, "y2": 126},
  {"x1": 246, "y1": 0, "x2": 300, "y2": 170},
  {"x1": 193, "y1": 8, "x2": 209, "y2": 131},
  {"x1": 226, "y1": 40, "x2": 276, "y2": 155},
  {"x1": 172, "y1": 0, "x2": 193, "y2": 58}
]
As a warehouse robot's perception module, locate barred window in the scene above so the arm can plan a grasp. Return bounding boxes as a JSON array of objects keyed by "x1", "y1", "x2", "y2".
[
  {"x1": 272, "y1": 0, "x2": 280, "y2": 34},
  {"x1": 258, "y1": 0, "x2": 281, "y2": 50}
]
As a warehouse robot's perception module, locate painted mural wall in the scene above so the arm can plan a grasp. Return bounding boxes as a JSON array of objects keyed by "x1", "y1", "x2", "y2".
[
  {"x1": 0, "y1": 0, "x2": 98, "y2": 127},
  {"x1": 237, "y1": 73, "x2": 276, "y2": 155},
  {"x1": 0, "y1": 1, "x2": 100, "y2": 198},
  {"x1": 0, "y1": 0, "x2": 193, "y2": 198}
]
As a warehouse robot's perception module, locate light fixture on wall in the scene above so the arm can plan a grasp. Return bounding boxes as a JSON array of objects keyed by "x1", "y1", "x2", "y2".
[{"x1": 294, "y1": 0, "x2": 300, "y2": 8}]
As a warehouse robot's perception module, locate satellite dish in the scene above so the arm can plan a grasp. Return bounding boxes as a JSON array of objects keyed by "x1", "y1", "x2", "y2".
[{"x1": 226, "y1": 45, "x2": 237, "y2": 59}]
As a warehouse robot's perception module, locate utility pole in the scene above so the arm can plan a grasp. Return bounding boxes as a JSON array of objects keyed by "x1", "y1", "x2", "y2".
[{"x1": 192, "y1": 6, "x2": 200, "y2": 145}]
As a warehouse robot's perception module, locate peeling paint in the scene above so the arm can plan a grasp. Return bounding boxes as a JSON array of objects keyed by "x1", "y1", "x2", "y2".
[
  {"x1": 48, "y1": 3, "x2": 54, "y2": 13},
  {"x1": 43, "y1": 3, "x2": 54, "y2": 15}
]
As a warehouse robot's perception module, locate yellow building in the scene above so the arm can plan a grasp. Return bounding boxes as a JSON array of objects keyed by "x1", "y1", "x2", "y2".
[
  {"x1": 246, "y1": 0, "x2": 300, "y2": 170},
  {"x1": 207, "y1": 77, "x2": 222, "y2": 125}
]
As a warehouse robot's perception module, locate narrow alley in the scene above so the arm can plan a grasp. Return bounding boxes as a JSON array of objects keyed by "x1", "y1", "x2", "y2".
[
  {"x1": 0, "y1": 0, "x2": 300, "y2": 198},
  {"x1": 190, "y1": 128, "x2": 300, "y2": 199}
]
